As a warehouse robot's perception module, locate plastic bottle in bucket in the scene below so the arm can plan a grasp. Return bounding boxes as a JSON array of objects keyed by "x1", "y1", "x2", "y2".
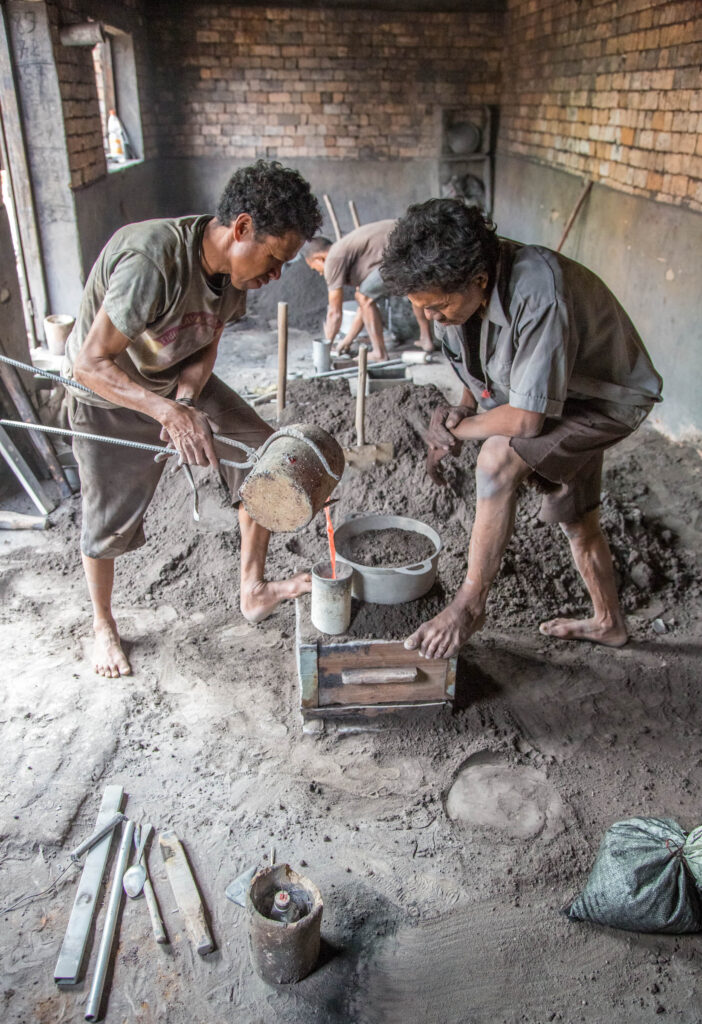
[{"x1": 269, "y1": 890, "x2": 301, "y2": 924}]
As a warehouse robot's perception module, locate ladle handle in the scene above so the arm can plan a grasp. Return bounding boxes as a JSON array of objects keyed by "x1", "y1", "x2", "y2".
[{"x1": 356, "y1": 344, "x2": 368, "y2": 446}]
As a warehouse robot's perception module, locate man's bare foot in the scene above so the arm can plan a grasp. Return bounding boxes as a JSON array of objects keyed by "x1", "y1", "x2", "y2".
[
  {"x1": 93, "y1": 619, "x2": 131, "y2": 677},
  {"x1": 414, "y1": 338, "x2": 435, "y2": 353},
  {"x1": 538, "y1": 615, "x2": 628, "y2": 647},
  {"x1": 404, "y1": 596, "x2": 485, "y2": 659},
  {"x1": 366, "y1": 351, "x2": 388, "y2": 364},
  {"x1": 240, "y1": 572, "x2": 312, "y2": 624}
]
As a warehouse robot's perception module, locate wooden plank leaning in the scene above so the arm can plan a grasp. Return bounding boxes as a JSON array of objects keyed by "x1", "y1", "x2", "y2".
[{"x1": 0, "y1": 355, "x2": 73, "y2": 497}]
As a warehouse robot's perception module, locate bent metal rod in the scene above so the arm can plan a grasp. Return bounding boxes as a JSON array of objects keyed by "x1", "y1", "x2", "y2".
[{"x1": 0, "y1": 354, "x2": 342, "y2": 521}]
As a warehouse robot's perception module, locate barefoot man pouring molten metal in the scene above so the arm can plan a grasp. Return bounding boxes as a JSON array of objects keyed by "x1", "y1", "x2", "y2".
[
  {"x1": 64, "y1": 161, "x2": 322, "y2": 677},
  {"x1": 380, "y1": 199, "x2": 662, "y2": 659}
]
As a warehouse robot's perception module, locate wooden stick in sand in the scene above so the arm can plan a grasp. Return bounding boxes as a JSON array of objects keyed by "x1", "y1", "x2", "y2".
[
  {"x1": 323, "y1": 194, "x2": 342, "y2": 241},
  {"x1": 277, "y1": 301, "x2": 288, "y2": 421},
  {"x1": 355, "y1": 343, "x2": 368, "y2": 446},
  {"x1": 348, "y1": 200, "x2": 361, "y2": 230}
]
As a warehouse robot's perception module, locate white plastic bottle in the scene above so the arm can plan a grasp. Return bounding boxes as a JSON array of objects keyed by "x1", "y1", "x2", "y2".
[
  {"x1": 269, "y1": 889, "x2": 300, "y2": 924},
  {"x1": 107, "y1": 109, "x2": 129, "y2": 163}
]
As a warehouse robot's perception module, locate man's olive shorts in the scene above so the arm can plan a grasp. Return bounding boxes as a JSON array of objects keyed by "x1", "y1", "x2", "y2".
[
  {"x1": 70, "y1": 376, "x2": 273, "y2": 559},
  {"x1": 509, "y1": 400, "x2": 634, "y2": 524}
]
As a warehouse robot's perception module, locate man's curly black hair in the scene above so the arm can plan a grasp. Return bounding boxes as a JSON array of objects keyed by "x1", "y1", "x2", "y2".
[
  {"x1": 380, "y1": 199, "x2": 499, "y2": 296},
  {"x1": 216, "y1": 160, "x2": 322, "y2": 240}
]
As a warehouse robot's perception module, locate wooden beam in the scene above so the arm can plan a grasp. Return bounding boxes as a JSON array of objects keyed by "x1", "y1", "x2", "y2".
[
  {"x1": 0, "y1": 356, "x2": 72, "y2": 497},
  {"x1": 0, "y1": 4, "x2": 48, "y2": 341},
  {"x1": 0, "y1": 423, "x2": 55, "y2": 514}
]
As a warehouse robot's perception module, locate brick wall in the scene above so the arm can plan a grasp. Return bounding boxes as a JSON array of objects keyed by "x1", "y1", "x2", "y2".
[
  {"x1": 148, "y1": 5, "x2": 503, "y2": 161},
  {"x1": 48, "y1": 0, "x2": 156, "y2": 189},
  {"x1": 498, "y1": 0, "x2": 702, "y2": 212}
]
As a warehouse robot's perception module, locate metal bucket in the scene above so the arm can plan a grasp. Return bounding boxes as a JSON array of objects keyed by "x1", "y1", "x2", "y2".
[
  {"x1": 311, "y1": 559, "x2": 353, "y2": 634},
  {"x1": 247, "y1": 864, "x2": 323, "y2": 985},
  {"x1": 334, "y1": 514, "x2": 441, "y2": 604},
  {"x1": 239, "y1": 423, "x2": 345, "y2": 533},
  {"x1": 312, "y1": 339, "x2": 332, "y2": 374}
]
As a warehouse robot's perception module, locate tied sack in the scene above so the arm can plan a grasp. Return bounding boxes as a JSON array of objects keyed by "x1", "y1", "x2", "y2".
[{"x1": 567, "y1": 817, "x2": 702, "y2": 933}]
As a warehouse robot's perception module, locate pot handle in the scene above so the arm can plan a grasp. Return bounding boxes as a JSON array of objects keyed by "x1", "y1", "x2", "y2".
[{"x1": 396, "y1": 559, "x2": 433, "y2": 575}]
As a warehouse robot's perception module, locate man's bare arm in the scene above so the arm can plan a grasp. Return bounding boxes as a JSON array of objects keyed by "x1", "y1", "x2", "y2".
[
  {"x1": 173, "y1": 332, "x2": 221, "y2": 403},
  {"x1": 73, "y1": 306, "x2": 219, "y2": 467},
  {"x1": 450, "y1": 404, "x2": 545, "y2": 441},
  {"x1": 324, "y1": 288, "x2": 344, "y2": 341}
]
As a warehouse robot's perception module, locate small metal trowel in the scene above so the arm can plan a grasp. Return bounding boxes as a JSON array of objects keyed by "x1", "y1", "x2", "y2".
[{"x1": 225, "y1": 846, "x2": 276, "y2": 908}]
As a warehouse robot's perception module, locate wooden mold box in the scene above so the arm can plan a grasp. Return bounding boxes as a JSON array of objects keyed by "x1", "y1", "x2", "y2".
[{"x1": 295, "y1": 597, "x2": 456, "y2": 719}]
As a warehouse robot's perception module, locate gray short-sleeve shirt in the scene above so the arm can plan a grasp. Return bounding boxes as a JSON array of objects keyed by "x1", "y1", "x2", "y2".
[
  {"x1": 324, "y1": 219, "x2": 396, "y2": 291},
  {"x1": 64, "y1": 215, "x2": 246, "y2": 408},
  {"x1": 436, "y1": 241, "x2": 662, "y2": 429}
]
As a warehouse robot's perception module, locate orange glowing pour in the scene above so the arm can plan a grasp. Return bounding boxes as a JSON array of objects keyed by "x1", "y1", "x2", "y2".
[{"x1": 324, "y1": 505, "x2": 337, "y2": 579}]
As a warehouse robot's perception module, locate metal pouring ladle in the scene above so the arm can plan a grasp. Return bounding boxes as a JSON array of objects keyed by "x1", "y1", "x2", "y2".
[{"x1": 123, "y1": 823, "x2": 152, "y2": 898}]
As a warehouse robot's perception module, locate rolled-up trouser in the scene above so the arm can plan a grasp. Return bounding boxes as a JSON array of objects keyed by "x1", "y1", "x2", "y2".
[
  {"x1": 357, "y1": 266, "x2": 388, "y2": 301},
  {"x1": 509, "y1": 400, "x2": 635, "y2": 524},
  {"x1": 70, "y1": 375, "x2": 273, "y2": 559}
]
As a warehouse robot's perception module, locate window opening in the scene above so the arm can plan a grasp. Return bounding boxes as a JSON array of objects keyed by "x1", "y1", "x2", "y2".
[{"x1": 91, "y1": 27, "x2": 142, "y2": 168}]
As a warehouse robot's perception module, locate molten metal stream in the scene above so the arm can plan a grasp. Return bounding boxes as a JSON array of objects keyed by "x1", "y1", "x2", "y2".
[{"x1": 324, "y1": 506, "x2": 337, "y2": 579}]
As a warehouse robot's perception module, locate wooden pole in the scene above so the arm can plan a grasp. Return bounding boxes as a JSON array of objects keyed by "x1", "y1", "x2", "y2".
[
  {"x1": 0, "y1": 5, "x2": 49, "y2": 342},
  {"x1": 277, "y1": 302, "x2": 288, "y2": 421},
  {"x1": 557, "y1": 179, "x2": 593, "y2": 253},
  {"x1": 323, "y1": 194, "x2": 342, "y2": 241},
  {"x1": 355, "y1": 344, "x2": 368, "y2": 447},
  {"x1": 0, "y1": 359, "x2": 73, "y2": 496},
  {"x1": 348, "y1": 200, "x2": 361, "y2": 230},
  {"x1": 0, "y1": 423, "x2": 55, "y2": 514}
]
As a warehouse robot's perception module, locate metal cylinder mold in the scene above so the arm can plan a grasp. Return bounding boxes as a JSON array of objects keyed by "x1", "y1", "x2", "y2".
[
  {"x1": 246, "y1": 864, "x2": 323, "y2": 985},
  {"x1": 312, "y1": 339, "x2": 332, "y2": 374},
  {"x1": 239, "y1": 423, "x2": 344, "y2": 533},
  {"x1": 311, "y1": 559, "x2": 353, "y2": 635}
]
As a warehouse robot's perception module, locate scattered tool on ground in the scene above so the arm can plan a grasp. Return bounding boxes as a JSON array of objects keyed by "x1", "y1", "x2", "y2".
[
  {"x1": 123, "y1": 822, "x2": 151, "y2": 897},
  {"x1": 55, "y1": 787, "x2": 124, "y2": 986},
  {"x1": 343, "y1": 344, "x2": 394, "y2": 470},
  {"x1": 123, "y1": 823, "x2": 168, "y2": 944},
  {"x1": 85, "y1": 818, "x2": 135, "y2": 1021},
  {"x1": 160, "y1": 829, "x2": 215, "y2": 956}
]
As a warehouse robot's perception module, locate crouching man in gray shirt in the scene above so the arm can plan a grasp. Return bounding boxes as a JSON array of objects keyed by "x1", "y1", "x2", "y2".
[{"x1": 380, "y1": 199, "x2": 662, "y2": 658}]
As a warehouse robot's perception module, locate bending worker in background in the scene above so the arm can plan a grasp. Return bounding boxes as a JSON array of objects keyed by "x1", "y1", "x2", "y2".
[
  {"x1": 381, "y1": 199, "x2": 663, "y2": 659},
  {"x1": 304, "y1": 220, "x2": 434, "y2": 361},
  {"x1": 64, "y1": 161, "x2": 322, "y2": 678}
]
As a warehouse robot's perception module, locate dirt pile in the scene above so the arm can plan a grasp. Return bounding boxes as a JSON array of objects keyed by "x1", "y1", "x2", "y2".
[
  {"x1": 15, "y1": 378, "x2": 698, "y2": 643},
  {"x1": 338, "y1": 527, "x2": 436, "y2": 568}
]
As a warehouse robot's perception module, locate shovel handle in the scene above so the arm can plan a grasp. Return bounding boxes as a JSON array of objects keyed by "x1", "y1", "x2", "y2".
[{"x1": 356, "y1": 345, "x2": 368, "y2": 446}]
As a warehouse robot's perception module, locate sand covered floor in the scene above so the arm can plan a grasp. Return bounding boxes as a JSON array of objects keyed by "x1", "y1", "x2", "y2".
[{"x1": 1, "y1": 336, "x2": 702, "y2": 1023}]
